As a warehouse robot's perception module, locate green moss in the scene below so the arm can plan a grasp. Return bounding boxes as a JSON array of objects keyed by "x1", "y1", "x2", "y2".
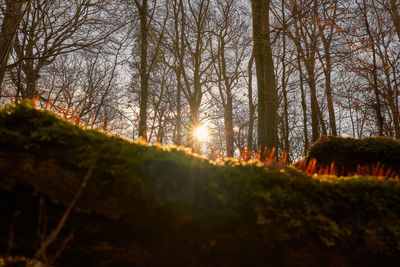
[{"x1": 1, "y1": 101, "x2": 400, "y2": 253}]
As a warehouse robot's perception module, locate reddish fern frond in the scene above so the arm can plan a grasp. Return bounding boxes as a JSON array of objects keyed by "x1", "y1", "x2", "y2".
[
  {"x1": 90, "y1": 116, "x2": 95, "y2": 129},
  {"x1": 329, "y1": 162, "x2": 336, "y2": 176},
  {"x1": 279, "y1": 151, "x2": 288, "y2": 165},
  {"x1": 296, "y1": 158, "x2": 398, "y2": 179},
  {"x1": 239, "y1": 146, "x2": 252, "y2": 162},
  {"x1": 304, "y1": 159, "x2": 317, "y2": 175}
]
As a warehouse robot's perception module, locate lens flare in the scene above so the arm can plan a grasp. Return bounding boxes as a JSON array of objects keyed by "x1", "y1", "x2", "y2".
[{"x1": 193, "y1": 125, "x2": 209, "y2": 141}]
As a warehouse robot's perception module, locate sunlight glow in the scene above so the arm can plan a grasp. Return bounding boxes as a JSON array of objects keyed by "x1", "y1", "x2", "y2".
[{"x1": 193, "y1": 125, "x2": 209, "y2": 142}]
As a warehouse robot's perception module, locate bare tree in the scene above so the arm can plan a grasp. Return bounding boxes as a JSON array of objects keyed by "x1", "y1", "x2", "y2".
[
  {"x1": 9, "y1": 0, "x2": 122, "y2": 100},
  {"x1": 129, "y1": 0, "x2": 168, "y2": 140},
  {"x1": 210, "y1": 0, "x2": 251, "y2": 157}
]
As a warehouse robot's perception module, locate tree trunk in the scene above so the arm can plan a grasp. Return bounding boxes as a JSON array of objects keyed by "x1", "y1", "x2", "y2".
[
  {"x1": 314, "y1": 0, "x2": 337, "y2": 136},
  {"x1": 189, "y1": 100, "x2": 201, "y2": 154},
  {"x1": 137, "y1": 0, "x2": 149, "y2": 141},
  {"x1": 173, "y1": 0, "x2": 184, "y2": 145},
  {"x1": 176, "y1": 72, "x2": 182, "y2": 145},
  {"x1": 251, "y1": 0, "x2": 278, "y2": 154},
  {"x1": 280, "y1": 0, "x2": 290, "y2": 156},
  {"x1": 0, "y1": 0, "x2": 28, "y2": 88},
  {"x1": 22, "y1": 68, "x2": 39, "y2": 99},
  {"x1": 308, "y1": 71, "x2": 321, "y2": 142},
  {"x1": 302, "y1": 35, "x2": 326, "y2": 141},
  {"x1": 298, "y1": 56, "x2": 309, "y2": 153},
  {"x1": 247, "y1": 52, "x2": 255, "y2": 153},
  {"x1": 323, "y1": 53, "x2": 337, "y2": 136},
  {"x1": 361, "y1": 2, "x2": 384, "y2": 136},
  {"x1": 224, "y1": 96, "x2": 234, "y2": 157}
]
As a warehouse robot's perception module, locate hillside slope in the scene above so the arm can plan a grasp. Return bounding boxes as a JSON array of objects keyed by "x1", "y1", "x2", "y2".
[{"x1": 1, "y1": 101, "x2": 400, "y2": 266}]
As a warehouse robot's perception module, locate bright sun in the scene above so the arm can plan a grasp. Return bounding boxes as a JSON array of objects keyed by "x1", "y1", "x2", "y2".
[{"x1": 193, "y1": 125, "x2": 209, "y2": 141}]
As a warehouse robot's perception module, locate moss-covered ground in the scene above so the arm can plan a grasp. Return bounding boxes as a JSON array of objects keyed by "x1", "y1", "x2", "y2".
[{"x1": 1, "y1": 101, "x2": 400, "y2": 266}]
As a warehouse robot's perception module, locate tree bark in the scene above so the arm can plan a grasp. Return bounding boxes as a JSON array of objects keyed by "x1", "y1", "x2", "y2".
[
  {"x1": 0, "y1": 0, "x2": 29, "y2": 89},
  {"x1": 280, "y1": 0, "x2": 290, "y2": 157},
  {"x1": 224, "y1": 96, "x2": 234, "y2": 157},
  {"x1": 137, "y1": 0, "x2": 149, "y2": 141},
  {"x1": 251, "y1": 0, "x2": 279, "y2": 154},
  {"x1": 314, "y1": 0, "x2": 337, "y2": 136},
  {"x1": 247, "y1": 52, "x2": 255, "y2": 153}
]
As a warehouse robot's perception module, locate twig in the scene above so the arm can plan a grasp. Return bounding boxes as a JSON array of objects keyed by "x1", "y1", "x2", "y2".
[
  {"x1": 49, "y1": 231, "x2": 74, "y2": 266},
  {"x1": 34, "y1": 144, "x2": 105, "y2": 262},
  {"x1": 6, "y1": 210, "x2": 21, "y2": 258}
]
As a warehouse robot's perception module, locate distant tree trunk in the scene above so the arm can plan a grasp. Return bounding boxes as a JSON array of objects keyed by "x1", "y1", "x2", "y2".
[
  {"x1": 308, "y1": 67, "x2": 321, "y2": 142},
  {"x1": 136, "y1": 0, "x2": 149, "y2": 140},
  {"x1": 224, "y1": 95, "x2": 234, "y2": 157},
  {"x1": 280, "y1": 0, "x2": 290, "y2": 157},
  {"x1": 218, "y1": 34, "x2": 234, "y2": 158},
  {"x1": 315, "y1": 0, "x2": 337, "y2": 136},
  {"x1": 360, "y1": 1, "x2": 384, "y2": 136},
  {"x1": 370, "y1": 39, "x2": 384, "y2": 136},
  {"x1": 0, "y1": 0, "x2": 29, "y2": 88},
  {"x1": 323, "y1": 51, "x2": 337, "y2": 136},
  {"x1": 294, "y1": 23, "x2": 320, "y2": 142},
  {"x1": 172, "y1": 0, "x2": 184, "y2": 145},
  {"x1": 176, "y1": 72, "x2": 182, "y2": 145},
  {"x1": 291, "y1": 8, "x2": 309, "y2": 153},
  {"x1": 247, "y1": 52, "x2": 255, "y2": 153},
  {"x1": 298, "y1": 56, "x2": 309, "y2": 153},
  {"x1": 251, "y1": 0, "x2": 278, "y2": 154},
  {"x1": 296, "y1": 21, "x2": 326, "y2": 142}
]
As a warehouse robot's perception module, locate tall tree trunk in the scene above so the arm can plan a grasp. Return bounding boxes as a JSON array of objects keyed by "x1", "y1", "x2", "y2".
[
  {"x1": 137, "y1": 0, "x2": 149, "y2": 140},
  {"x1": 323, "y1": 52, "x2": 337, "y2": 135},
  {"x1": 315, "y1": 0, "x2": 337, "y2": 136},
  {"x1": 381, "y1": 56, "x2": 400, "y2": 138},
  {"x1": 292, "y1": 8, "x2": 309, "y2": 153},
  {"x1": 298, "y1": 56, "x2": 309, "y2": 153},
  {"x1": 219, "y1": 37, "x2": 235, "y2": 157},
  {"x1": 361, "y1": 1, "x2": 384, "y2": 135},
  {"x1": 308, "y1": 69, "x2": 321, "y2": 142},
  {"x1": 0, "y1": 0, "x2": 28, "y2": 88},
  {"x1": 176, "y1": 72, "x2": 182, "y2": 145},
  {"x1": 173, "y1": 0, "x2": 184, "y2": 145},
  {"x1": 280, "y1": 0, "x2": 290, "y2": 156},
  {"x1": 299, "y1": 31, "x2": 326, "y2": 141},
  {"x1": 247, "y1": 52, "x2": 255, "y2": 153},
  {"x1": 371, "y1": 45, "x2": 384, "y2": 136},
  {"x1": 251, "y1": 0, "x2": 279, "y2": 154}
]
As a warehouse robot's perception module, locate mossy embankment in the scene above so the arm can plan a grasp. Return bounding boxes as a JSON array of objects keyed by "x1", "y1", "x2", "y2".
[
  {"x1": 303, "y1": 135, "x2": 400, "y2": 176},
  {"x1": 1, "y1": 101, "x2": 400, "y2": 266}
]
